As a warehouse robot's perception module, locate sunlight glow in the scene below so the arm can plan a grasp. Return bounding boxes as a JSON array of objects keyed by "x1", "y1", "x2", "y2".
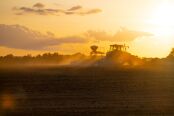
[
  {"x1": 150, "y1": 27, "x2": 174, "y2": 36},
  {"x1": 148, "y1": 1, "x2": 174, "y2": 36}
]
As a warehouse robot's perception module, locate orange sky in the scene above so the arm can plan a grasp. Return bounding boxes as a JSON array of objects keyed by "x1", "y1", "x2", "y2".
[{"x1": 1, "y1": 0, "x2": 174, "y2": 57}]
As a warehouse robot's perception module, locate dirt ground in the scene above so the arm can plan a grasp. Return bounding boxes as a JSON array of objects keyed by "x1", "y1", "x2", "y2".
[{"x1": 0, "y1": 66, "x2": 174, "y2": 116}]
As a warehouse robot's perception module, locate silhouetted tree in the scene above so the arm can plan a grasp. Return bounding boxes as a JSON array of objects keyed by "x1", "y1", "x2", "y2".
[
  {"x1": 167, "y1": 48, "x2": 174, "y2": 59},
  {"x1": 4, "y1": 54, "x2": 14, "y2": 59},
  {"x1": 0, "y1": 52, "x2": 88, "y2": 65}
]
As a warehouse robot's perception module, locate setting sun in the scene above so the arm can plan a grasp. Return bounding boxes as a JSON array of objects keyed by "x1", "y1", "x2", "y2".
[{"x1": 148, "y1": 1, "x2": 174, "y2": 36}]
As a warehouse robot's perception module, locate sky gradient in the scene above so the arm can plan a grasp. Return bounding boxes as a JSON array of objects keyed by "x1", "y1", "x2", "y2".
[{"x1": 1, "y1": 0, "x2": 174, "y2": 57}]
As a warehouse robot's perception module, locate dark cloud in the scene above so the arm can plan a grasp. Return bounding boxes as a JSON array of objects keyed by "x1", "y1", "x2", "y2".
[
  {"x1": 33, "y1": 3, "x2": 45, "y2": 9},
  {"x1": 64, "y1": 11, "x2": 75, "y2": 15},
  {"x1": 0, "y1": 24, "x2": 87, "y2": 50},
  {"x1": 68, "y1": 5, "x2": 82, "y2": 11},
  {"x1": 73, "y1": 9, "x2": 102, "y2": 16},
  {"x1": 20, "y1": 7, "x2": 35, "y2": 12},
  {"x1": 14, "y1": 6, "x2": 62, "y2": 15},
  {"x1": 13, "y1": 3, "x2": 102, "y2": 16},
  {"x1": 85, "y1": 28, "x2": 153, "y2": 42}
]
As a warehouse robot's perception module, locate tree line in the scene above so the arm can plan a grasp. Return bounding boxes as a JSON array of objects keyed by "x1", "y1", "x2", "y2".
[{"x1": 0, "y1": 52, "x2": 86, "y2": 64}]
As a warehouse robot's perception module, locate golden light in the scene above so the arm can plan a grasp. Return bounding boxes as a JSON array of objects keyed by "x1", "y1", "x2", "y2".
[{"x1": 148, "y1": 1, "x2": 174, "y2": 36}]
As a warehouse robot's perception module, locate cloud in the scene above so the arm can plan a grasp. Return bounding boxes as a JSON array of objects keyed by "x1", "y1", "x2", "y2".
[
  {"x1": 47, "y1": 31, "x2": 55, "y2": 37},
  {"x1": 0, "y1": 24, "x2": 87, "y2": 50},
  {"x1": 14, "y1": 6, "x2": 63, "y2": 15},
  {"x1": 13, "y1": 3, "x2": 102, "y2": 16},
  {"x1": 82, "y1": 9, "x2": 102, "y2": 15},
  {"x1": 85, "y1": 28, "x2": 153, "y2": 42},
  {"x1": 68, "y1": 5, "x2": 82, "y2": 11},
  {"x1": 114, "y1": 27, "x2": 153, "y2": 42},
  {"x1": 85, "y1": 30, "x2": 113, "y2": 41},
  {"x1": 33, "y1": 3, "x2": 45, "y2": 9},
  {"x1": 0, "y1": 24, "x2": 153, "y2": 52}
]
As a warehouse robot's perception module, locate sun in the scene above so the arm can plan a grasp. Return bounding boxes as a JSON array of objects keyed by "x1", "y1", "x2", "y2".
[
  {"x1": 151, "y1": 3, "x2": 173, "y2": 26},
  {"x1": 148, "y1": 1, "x2": 174, "y2": 36}
]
